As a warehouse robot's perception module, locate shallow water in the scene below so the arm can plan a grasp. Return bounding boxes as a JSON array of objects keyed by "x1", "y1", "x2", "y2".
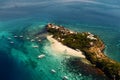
[{"x1": 0, "y1": 0, "x2": 120, "y2": 80}]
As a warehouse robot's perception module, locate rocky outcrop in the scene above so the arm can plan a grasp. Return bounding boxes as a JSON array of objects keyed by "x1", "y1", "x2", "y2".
[{"x1": 46, "y1": 23, "x2": 120, "y2": 80}]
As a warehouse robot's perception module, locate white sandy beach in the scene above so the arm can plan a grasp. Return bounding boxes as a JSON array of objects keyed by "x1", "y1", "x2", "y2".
[{"x1": 47, "y1": 35, "x2": 86, "y2": 58}]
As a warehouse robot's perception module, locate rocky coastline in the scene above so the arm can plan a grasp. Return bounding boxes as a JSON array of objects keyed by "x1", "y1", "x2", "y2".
[{"x1": 46, "y1": 23, "x2": 120, "y2": 80}]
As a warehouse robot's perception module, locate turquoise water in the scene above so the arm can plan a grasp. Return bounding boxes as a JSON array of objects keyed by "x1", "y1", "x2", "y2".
[{"x1": 0, "y1": 0, "x2": 120, "y2": 80}]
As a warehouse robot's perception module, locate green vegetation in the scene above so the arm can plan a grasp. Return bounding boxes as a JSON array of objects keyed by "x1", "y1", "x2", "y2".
[
  {"x1": 46, "y1": 24, "x2": 120, "y2": 80},
  {"x1": 96, "y1": 58, "x2": 120, "y2": 79},
  {"x1": 84, "y1": 50, "x2": 120, "y2": 79},
  {"x1": 47, "y1": 27, "x2": 95, "y2": 49},
  {"x1": 62, "y1": 33, "x2": 91, "y2": 49}
]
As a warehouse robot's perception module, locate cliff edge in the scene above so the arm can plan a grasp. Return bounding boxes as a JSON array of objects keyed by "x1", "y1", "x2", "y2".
[{"x1": 46, "y1": 23, "x2": 120, "y2": 80}]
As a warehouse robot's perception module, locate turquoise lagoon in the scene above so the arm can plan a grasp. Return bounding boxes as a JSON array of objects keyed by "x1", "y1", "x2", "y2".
[{"x1": 0, "y1": 0, "x2": 120, "y2": 80}]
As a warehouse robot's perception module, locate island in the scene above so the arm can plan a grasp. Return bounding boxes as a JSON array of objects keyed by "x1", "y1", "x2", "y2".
[{"x1": 46, "y1": 23, "x2": 120, "y2": 80}]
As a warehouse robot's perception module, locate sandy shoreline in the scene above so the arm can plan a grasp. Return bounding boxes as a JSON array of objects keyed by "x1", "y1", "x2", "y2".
[{"x1": 47, "y1": 35, "x2": 86, "y2": 58}]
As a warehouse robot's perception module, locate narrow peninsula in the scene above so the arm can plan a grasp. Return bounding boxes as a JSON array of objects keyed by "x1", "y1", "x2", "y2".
[{"x1": 46, "y1": 23, "x2": 120, "y2": 80}]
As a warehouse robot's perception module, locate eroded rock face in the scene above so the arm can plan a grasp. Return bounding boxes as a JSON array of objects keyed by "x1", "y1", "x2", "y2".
[
  {"x1": 46, "y1": 23, "x2": 120, "y2": 80},
  {"x1": 66, "y1": 58, "x2": 109, "y2": 80}
]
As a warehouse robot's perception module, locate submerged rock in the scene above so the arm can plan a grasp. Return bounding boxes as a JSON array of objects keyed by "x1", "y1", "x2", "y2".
[{"x1": 46, "y1": 23, "x2": 120, "y2": 80}]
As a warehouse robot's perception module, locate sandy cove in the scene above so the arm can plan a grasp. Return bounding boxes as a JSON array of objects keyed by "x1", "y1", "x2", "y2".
[{"x1": 47, "y1": 35, "x2": 86, "y2": 58}]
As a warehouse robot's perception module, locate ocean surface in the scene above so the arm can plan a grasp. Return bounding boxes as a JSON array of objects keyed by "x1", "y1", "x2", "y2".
[{"x1": 0, "y1": 0, "x2": 120, "y2": 80}]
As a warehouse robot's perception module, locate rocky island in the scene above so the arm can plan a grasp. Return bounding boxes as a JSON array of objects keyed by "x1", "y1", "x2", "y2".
[{"x1": 46, "y1": 23, "x2": 120, "y2": 80}]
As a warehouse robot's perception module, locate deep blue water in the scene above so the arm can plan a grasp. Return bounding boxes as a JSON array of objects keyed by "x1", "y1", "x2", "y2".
[
  {"x1": 0, "y1": 50, "x2": 32, "y2": 80},
  {"x1": 0, "y1": 0, "x2": 120, "y2": 80}
]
